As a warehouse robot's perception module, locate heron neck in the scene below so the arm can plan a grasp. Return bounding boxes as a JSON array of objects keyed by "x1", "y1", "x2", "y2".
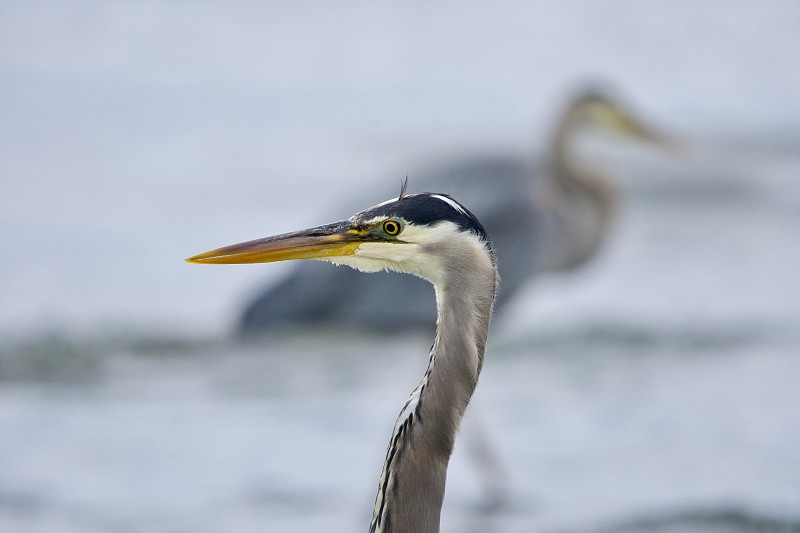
[{"x1": 369, "y1": 258, "x2": 496, "y2": 533}]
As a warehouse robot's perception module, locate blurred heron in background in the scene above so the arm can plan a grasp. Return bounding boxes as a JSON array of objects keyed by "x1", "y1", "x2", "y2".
[
  {"x1": 240, "y1": 88, "x2": 668, "y2": 335},
  {"x1": 188, "y1": 190, "x2": 499, "y2": 532}
]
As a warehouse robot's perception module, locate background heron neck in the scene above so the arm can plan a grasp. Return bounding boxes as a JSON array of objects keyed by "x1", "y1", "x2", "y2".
[
  {"x1": 551, "y1": 105, "x2": 585, "y2": 177},
  {"x1": 543, "y1": 107, "x2": 617, "y2": 271}
]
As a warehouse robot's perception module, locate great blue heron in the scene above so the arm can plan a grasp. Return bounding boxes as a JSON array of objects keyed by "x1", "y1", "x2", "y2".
[
  {"x1": 188, "y1": 190, "x2": 499, "y2": 532},
  {"x1": 239, "y1": 90, "x2": 665, "y2": 334}
]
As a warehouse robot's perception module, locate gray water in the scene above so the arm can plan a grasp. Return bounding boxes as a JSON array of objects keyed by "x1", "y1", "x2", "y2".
[{"x1": 2, "y1": 2, "x2": 800, "y2": 532}]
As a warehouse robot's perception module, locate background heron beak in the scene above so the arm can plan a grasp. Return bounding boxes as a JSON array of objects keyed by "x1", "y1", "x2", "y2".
[
  {"x1": 186, "y1": 221, "x2": 362, "y2": 264},
  {"x1": 611, "y1": 107, "x2": 685, "y2": 154}
]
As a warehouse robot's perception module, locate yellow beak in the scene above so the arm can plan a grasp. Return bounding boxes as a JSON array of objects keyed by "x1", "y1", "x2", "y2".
[{"x1": 186, "y1": 221, "x2": 363, "y2": 265}]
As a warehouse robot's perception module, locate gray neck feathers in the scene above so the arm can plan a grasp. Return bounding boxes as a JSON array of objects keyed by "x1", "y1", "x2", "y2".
[{"x1": 369, "y1": 236, "x2": 497, "y2": 533}]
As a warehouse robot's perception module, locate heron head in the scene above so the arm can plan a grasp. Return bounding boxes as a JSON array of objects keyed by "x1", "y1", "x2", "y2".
[{"x1": 187, "y1": 191, "x2": 495, "y2": 286}]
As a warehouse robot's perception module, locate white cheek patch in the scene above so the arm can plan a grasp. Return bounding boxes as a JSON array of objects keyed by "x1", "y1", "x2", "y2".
[
  {"x1": 356, "y1": 242, "x2": 421, "y2": 264},
  {"x1": 399, "y1": 220, "x2": 460, "y2": 246},
  {"x1": 321, "y1": 242, "x2": 427, "y2": 274}
]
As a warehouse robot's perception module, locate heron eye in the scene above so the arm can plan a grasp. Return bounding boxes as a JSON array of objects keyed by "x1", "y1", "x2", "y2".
[{"x1": 383, "y1": 220, "x2": 401, "y2": 236}]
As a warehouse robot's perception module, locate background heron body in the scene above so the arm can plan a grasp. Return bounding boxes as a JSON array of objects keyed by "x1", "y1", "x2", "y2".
[
  {"x1": 188, "y1": 192, "x2": 499, "y2": 532},
  {"x1": 240, "y1": 90, "x2": 661, "y2": 334}
]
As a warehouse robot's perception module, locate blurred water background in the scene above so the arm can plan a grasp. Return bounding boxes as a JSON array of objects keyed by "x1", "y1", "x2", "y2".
[{"x1": 2, "y1": 2, "x2": 800, "y2": 532}]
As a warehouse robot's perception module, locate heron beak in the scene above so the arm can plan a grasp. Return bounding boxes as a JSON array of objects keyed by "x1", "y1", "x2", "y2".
[{"x1": 186, "y1": 221, "x2": 363, "y2": 265}]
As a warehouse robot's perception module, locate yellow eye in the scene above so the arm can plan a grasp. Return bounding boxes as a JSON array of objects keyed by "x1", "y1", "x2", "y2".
[{"x1": 383, "y1": 219, "x2": 401, "y2": 236}]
